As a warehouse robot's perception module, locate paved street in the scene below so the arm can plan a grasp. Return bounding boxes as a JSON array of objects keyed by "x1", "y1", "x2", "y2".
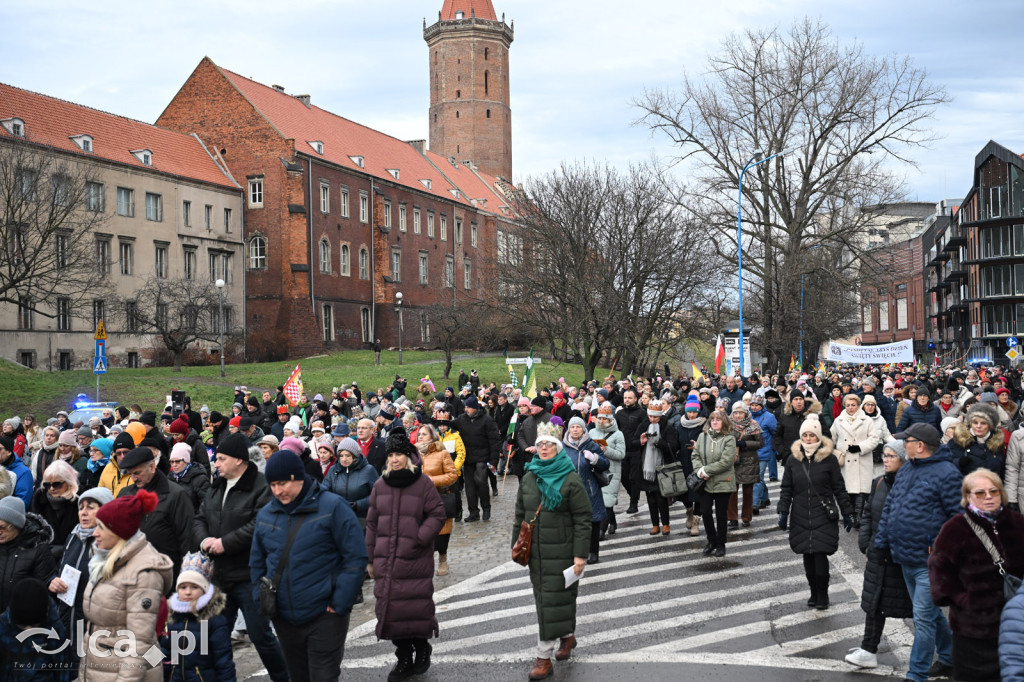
[{"x1": 238, "y1": 471, "x2": 914, "y2": 681}]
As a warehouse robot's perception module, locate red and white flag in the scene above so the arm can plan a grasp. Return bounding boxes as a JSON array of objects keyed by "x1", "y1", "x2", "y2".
[
  {"x1": 714, "y1": 335, "x2": 725, "y2": 374},
  {"x1": 283, "y1": 363, "x2": 303, "y2": 407}
]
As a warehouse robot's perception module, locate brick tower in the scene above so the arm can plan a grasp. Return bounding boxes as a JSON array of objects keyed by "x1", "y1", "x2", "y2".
[{"x1": 425, "y1": 0, "x2": 513, "y2": 181}]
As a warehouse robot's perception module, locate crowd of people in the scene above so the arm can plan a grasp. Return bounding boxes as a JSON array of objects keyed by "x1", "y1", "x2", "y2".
[{"x1": 3, "y1": 364, "x2": 1024, "y2": 681}]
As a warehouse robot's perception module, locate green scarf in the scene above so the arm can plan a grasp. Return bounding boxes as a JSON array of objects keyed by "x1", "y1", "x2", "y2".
[{"x1": 525, "y1": 450, "x2": 575, "y2": 510}]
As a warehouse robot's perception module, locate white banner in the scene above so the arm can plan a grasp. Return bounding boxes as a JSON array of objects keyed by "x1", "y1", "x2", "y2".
[{"x1": 827, "y1": 339, "x2": 914, "y2": 364}]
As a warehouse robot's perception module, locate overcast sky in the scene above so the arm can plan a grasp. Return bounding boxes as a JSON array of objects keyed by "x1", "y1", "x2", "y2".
[{"x1": 2, "y1": 0, "x2": 1022, "y2": 203}]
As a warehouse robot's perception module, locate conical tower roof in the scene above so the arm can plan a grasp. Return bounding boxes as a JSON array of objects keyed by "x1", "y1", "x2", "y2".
[{"x1": 439, "y1": 0, "x2": 497, "y2": 21}]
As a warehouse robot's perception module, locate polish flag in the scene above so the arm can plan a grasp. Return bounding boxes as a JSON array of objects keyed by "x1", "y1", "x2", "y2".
[{"x1": 714, "y1": 335, "x2": 725, "y2": 374}]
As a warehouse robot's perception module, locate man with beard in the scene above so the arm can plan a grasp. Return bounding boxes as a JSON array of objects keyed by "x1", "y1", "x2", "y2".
[{"x1": 615, "y1": 389, "x2": 647, "y2": 514}]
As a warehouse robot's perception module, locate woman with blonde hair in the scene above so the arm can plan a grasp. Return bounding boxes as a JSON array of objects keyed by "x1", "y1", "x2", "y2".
[
  {"x1": 415, "y1": 424, "x2": 458, "y2": 576},
  {"x1": 31, "y1": 424, "x2": 61, "y2": 486},
  {"x1": 830, "y1": 393, "x2": 880, "y2": 528},
  {"x1": 80, "y1": 489, "x2": 173, "y2": 681},
  {"x1": 31, "y1": 459, "x2": 80, "y2": 559},
  {"x1": 692, "y1": 410, "x2": 737, "y2": 558}
]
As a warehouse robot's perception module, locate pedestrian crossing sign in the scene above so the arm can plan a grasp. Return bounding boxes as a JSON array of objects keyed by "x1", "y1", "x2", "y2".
[{"x1": 94, "y1": 356, "x2": 107, "y2": 374}]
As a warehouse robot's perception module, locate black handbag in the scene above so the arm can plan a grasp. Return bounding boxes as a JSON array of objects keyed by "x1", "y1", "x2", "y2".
[
  {"x1": 965, "y1": 514, "x2": 1024, "y2": 602},
  {"x1": 687, "y1": 437, "x2": 709, "y2": 495},
  {"x1": 804, "y1": 461, "x2": 839, "y2": 522},
  {"x1": 259, "y1": 513, "x2": 309, "y2": 619},
  {"x1": 591, "y1": 467, "x2": 612, "y2": 487},
  {"x1": 438, "y1": 485, "x2": 459, "y2": 519}
]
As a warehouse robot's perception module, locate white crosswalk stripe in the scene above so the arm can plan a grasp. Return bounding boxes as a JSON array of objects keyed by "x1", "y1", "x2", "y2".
[{"x1": 340, "y1": 480, "x2": 912, "y2": 675}]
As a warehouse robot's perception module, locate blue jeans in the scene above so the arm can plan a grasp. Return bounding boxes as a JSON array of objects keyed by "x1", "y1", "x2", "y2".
[
  {"x1": 222, "y1": 581, "x2": 290, "y2": 682},
  {"x1": 767, "y1": 452, "x2": 778, "y2": 479},
  {"x1": 753, "y1": 459, "x2": 771, "y2": 507},
  {"x1": 902, "y1": 565, "x2": 953, "y2": 682}
]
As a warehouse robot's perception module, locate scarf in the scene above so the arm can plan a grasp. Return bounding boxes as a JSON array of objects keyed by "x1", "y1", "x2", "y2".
[
  {"x1": 87, "y1": 454, "x2": 110, "y2": 473},
  {"x1": 88, "y1": 530, "x2": 143, "y2": 583},
  {"x1": 525, "y1": 450, "x2": 575, "y2": 510},
  {"x1": 59, "y1": 448, "x2": 73, "y2": 461},
  {"x1": 382, "y1": 466, "x2": 422, "y2": 488},
  {"x1": 831, "y1": 399, "x2": 843, "y2": 420},
  {"x1": 731, "y1": 412, "x2": 762, "y2": 441},
  {"x1": 802, "y1": 441, "x2": 821, "y2": 459},
  {"x1": 416, "y1": 441, "x2": 432, "y2": 455},
  {"x1": 169, "y1": 584, "x2": 215, "y2": 614},
  {"x1": 643, "y1": 422, "x2": 662, "y2": 481},
  {"x1": 73, "y1": 523, "x2": 96, "y2": 544},
  {"x1": 680, "y1": 415, "x2": 706, "y2": 429},
  {"x1": 969, "y1": 503, "x2": 1001, "y2": 523},
  {"x1": 170, "y1": 462, "x2": 193, "y2": 483}
]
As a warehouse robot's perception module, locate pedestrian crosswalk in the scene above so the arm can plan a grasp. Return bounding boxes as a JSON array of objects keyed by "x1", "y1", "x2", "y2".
[{"x1": 337, "y1": 480, "x2": 912, "y2": 677}]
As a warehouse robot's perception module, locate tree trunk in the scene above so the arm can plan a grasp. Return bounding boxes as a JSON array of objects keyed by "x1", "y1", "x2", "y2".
[
  {"x1": 443, "y1": 347, "x2": 452, "y2": 379},
  {"x1": 173, "y1": 350, "x2": 183, "y2": 372}
]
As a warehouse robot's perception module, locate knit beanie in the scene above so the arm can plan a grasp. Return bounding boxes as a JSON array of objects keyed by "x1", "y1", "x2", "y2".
[
  {"x1": 216, "y1": 432, "x2": 251, "y2": 461},
  {"x1": 940, "y1": 417, "x2": 960, "y2": 434},
  {"x1": 799, "y1": 413, "x2": 823, "y2": 440},
  {"x1": 279, "y1": 437, "x2": 306, "y2": 456},
  {"x1": 384, "y1": 425, "x2": 419, "y2": 465},
  {"x1": 567, "y1": 416, "x2": 587, "y2": 433},
  {"x1": 265, "y1": 450, "x2": 306, "y2": 483},
  {"x1": 531, "y1": 396, "x2": 547, "y2": 410},
  {"x1": 79, "y1": 487, "x2": 114, "y2": 507},
  {"x1": 684, "y1": 395, "x2": 702, "y2": 413},
  {"x1": 337, "y1": 437, "x2": 361, "y2": 458},
  {"x1": 125, "y1": 422, "x2": 146, "y2": 446},
  {"x1": 112, "y1": 431, "x2": 136, "y2": 452},
  {"x1": 170, "y1": 442, "x2": 192, "y2": 463},
  {"x1": 96, "y1": 489, "x2": 159, "y2": 540},
  {"x1": 884, "y1": 439, "x2": 908, "y2": 462},
  {"x1": 58, "y1": 430, "x2": 78, "y2": 447},
  {"x1": 0, "y1": 496, "x2": 26, "y2": 530},
  {"x1": 316, "y1": 439, "x2": 336, "y2": 455},
  {"x1": 168, "y1": 417, "x2": 190, "y2": 436},
  {"x1": 177, "y1": 551, "x2": 213, "y2": 592},
  {"x1": 139, "y1": 411, "x2": 157, "y2": 427},
  {"x1": 89, "y1": 437, "x2": 114, "y2": 459},
  {"x1": 8, "y1": 578, "x2": 49, "y2": 626}
]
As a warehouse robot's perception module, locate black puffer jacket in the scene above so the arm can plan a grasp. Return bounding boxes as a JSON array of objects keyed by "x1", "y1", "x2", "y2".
[
  {"x1": 774, "y1": 401, "x2": 822, "y2": 463},
  {"x1": 454, "y1": 410, "x2": 502, "y2": 466},
  {"x1": 192, "y1": 461, "x2": 272, "y2": 587},
  {"x1": 615, "y1": 403, "x2": 647, "y2": 457},
  {"x1": 170, "y1": 464, "x2": 211, "y2": 511},
  {"x1": 118, "y1": 469, "x2": 195, "y2": 574},
  {"x1": 858, "y1": 472, "x2": 912, "y2": 618},
  {"x1": 0, "y1": 512, "x2": 57, "y2": 612},
  {"x1": 29, "y1": 494, "x2": 79, "y2": 563},
  {"x1": 777, "y1": 438, "x2": 852, "y2": 555}
]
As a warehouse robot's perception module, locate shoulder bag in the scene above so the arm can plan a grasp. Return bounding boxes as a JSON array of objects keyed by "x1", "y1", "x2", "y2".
[
  {"x1": 437, "y1": 484, "x2": 459, "y2": 519},
  {"x1": 657, "y1": 461, "x2": 688, "y2": 498},
  {"x1": 259, "y1": 513, "x2": 310, "y2": 618},
  {"x1": 512, "y1": 502, "x2": 542, "y2": 566},
  {"x1": 803, "y1": 460, "x2": 839, "y2": 522},
  {"x1": 964, "y1": 514, "x2": 1023, "y2": 602},
  {"x1": 685, "y1": 436, "x2": 708, "y2": 495}
]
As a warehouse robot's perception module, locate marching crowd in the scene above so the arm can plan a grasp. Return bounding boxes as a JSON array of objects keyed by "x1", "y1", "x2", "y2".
[{"x1": 3, "y1": 365, "x2": 1024, "y2": 681}]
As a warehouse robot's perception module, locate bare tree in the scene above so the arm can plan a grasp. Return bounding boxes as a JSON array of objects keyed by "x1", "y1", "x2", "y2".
[
  {"x1": 0, "y1": 143, "x2": 111, "y2": 317},
  {"x1": 424, "y1": 300, "x2": 496, "y2": 379},
  {"x1": 502, "y1": 161, "x2": 721, "y2": 381},
  {"x1": 635, "y1": 18, "x2": 948, "y2": 371},
  {"x1": 112, "y1": 276, "x2": 235, "y2": 372}
]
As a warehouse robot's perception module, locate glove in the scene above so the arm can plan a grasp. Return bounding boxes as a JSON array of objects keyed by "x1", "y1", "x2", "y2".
[
  {"x1": 778, "y1": 513, "x2": 788, "y2": 530},
  {"x1": 847, "y1": 444, "x2": 860, "y2": 453},
  {"x1": 583, "y1": 449, "x2": 599, "y2": 465},
  {"x1": 697, "y1": 467, "x2": 708, "y2": 480},
  {"x1": 843, "y1": 514, "x2": 855, "y2": 532},
  {"x1": 1009, "y1": 503, "x2": 1020, "y2": 512}
]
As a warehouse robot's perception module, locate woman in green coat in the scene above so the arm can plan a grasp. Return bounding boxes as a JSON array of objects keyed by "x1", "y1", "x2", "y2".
[
  {"x1": 512, "y1": 422, "x2": 592, "y2": 681},
  {"x1": 692, "y1": 410, "x2": 738, "y2": 558}
]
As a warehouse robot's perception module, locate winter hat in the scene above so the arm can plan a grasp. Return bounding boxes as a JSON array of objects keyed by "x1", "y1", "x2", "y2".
[
  {"x1": 567, "y1": 416, "x2": 587, "y2": 433},
  {"x1": 464, "y1": 396, "x2": 480, "y2": 410},
  {"x1": 79, "y1": 487, "x2": 114, "y2": 507},
  {"x1": 125, "y1": 422, "x2": 146, "y2": 446},
  {"x1": 119, "y1": 446, "x2": 156, "y2": 470},
  {"x1": 550, "y1": 416, "x2": 564, "y2": 429},
  {"x1": 531, "y1": 396, "x2": 547, "y2": 410},
  {"x1": 799, "y1": 413, "x2": 823, "y2": 440},
  {"x1": 535, "y1": 422, "x2": 564, "y2": 451},
  {"x1": 169, "y1": 443, "x2": 192, "y2": 463},
  {"x1": 980, "y1": 392, "x2": 998, "y2": 404},
  {"x1": 279, "y1": 437, "x2": 305, "y2": 456},
  {"x1": 967, "y1": 403, "x2": 999, "y2": 431},
  {"x1": 96, "y1": 489, "x2": 159, "y2": 540},
  {"x1": 259, "y1": 435, "x2": 279, "y2": 449},
  {"x1": 58, "y1": 430, "x2": 78, "y2": 447},
  {"x1": 168, "y1": 417, "x2": 190, "y2": 436},
  {"x1": 229, "y1": 416, "x2": 242, "y2": 428},
  {"x1": 997, "y1": 387, "x2": 1011, "y2": 397},
  {"x1": 112, "y1": 431, "x2": 136, "y2": 452},
  {"x1": 78, "y1": 425, "x2": 94, "y2": 437},
  {"x1": 683, "y1": 395, "x2": 702, "y2": 413},
  {"x1": 231, "y1": 403, "x2": 243, "y2": 412},
  {"x1": 597, "y1": 403, "x2": 614, "y2": 418},
  {"x1": 265, "y1": 450, "x2": 306, "y2": 483},
  {"x1": 731, "y1": 401, "x2": 749, "y2": 414},
  {"x1": 647, "y1": 399, "x2": 666, "y2": 416},
  {"x1": 89, "y1": 437, "x2": 114, "y2": 459},
  {"x1": 940, "y1": 417, "x2": 960, "y2": 434},
  {"x1": 789, "y1": 391, "x2": 806, "y2": 403},
  {"x1": 883, "y1": 380, "x2": 895, "y2": 391},
  {"x1": 139, "y1": 411, "x2": 157, "y2": 427},
  {"x1": 750, "y1": 395, "x2": 765, "y2": 407},
  {"x1": 384, "y1": 425, "x2": 419, "y2": 465},
  {"x1": 247, "y1": 396, "x2": 260, "y2": 409},
  {"x1": 8, "y1": 578, "x2": 49, "y2": 626},
  {"x1": 216, "y1": 432, "x2": 251, "y2": 461},
  {"x1": 316, "y1": 439, "x2": 336, "y2": 456},
  {"x1": 883, "y1": 439, "x2": 908, "y2": 463},
  {"x1": 177, "y1": 551, "x2": 214, "y2": 592},
  {"x1": 862, "y1": 394, "x2": 877, "y2": 408},
  {"x1": 200, "y1": 405, "x2": 210, "y2": 415},
  {"x1": 0, "y1": 496, "x2": 26, "y2": 529},
  {"x1": 517, "y1": 397, "x2": 531, "y2": 408},
  {"x1": 238, "y1": 417, "x2": 255, "y2": 432},
  {"x1": 337, "y1": 437, "x2": 361, "y2": 458}
]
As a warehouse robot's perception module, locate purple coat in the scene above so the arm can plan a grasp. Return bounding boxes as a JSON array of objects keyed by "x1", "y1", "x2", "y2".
[{"x1": 366, "y1": 468, "x2": 446, "y2": 640}]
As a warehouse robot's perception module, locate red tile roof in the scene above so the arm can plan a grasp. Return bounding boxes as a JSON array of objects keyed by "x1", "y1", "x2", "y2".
[
  {"x1": 440, "y1": 0, "x2": 498, "y2": 21},
  {"x1": 0, "y1": 82, "x2": 238, "y2": 189},
  {"x1": 216, "y1": 64, "x2": 480, "y2": 207},
  {"x1": 425, "y1": 150, "x2": 514, "y2": 214}
]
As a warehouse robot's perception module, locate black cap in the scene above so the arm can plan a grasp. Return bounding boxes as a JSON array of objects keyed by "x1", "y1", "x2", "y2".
[
  {"x1": 238, "y1": 416, "x2": 255, "y2": 431},
  {"x1": 120, "y1": 446, "x2": 156, "y2": 470},
  {"x1": 112, "y1": 431, "x2": 136, "y2": 452},
  {"x1": 216, "y1": 432, "x2": 250, "y2": 461},
  {"x1": 138, "y1": 435, "x2": 168, "y2": 458},
  {"x1": 247, "y1": 396, "x2": 260, "y2": 408},
  {"x1": 893, "y1": 423, "x2": 941, "y2": 448},
  {"x1": 139, "y1": 411, "x2": 157, "y2": 427},
  {"x1": 531, "y1": 396, "x2": 547, "y2": 409},
  {"x1": 0, "y1": 436, "x2": 14, "y2": 453}
]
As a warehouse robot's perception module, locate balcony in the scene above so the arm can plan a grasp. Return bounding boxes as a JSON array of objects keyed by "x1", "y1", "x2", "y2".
[
  {"x1": 944, "y1": 224, "x2": 967, "y2": 251},
  {"x1": 941, "y1": 256, "x2": 968, "y2": 284}
]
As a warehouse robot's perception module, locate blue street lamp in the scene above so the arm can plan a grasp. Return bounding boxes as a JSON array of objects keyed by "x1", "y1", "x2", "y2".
[{"x1": 737, "y1": 150, "x2": 789, "y2": 375}]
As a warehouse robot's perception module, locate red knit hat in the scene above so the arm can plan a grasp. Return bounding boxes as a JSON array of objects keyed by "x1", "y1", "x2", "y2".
[
  {"x1": 168, "y1": 417, "x2": 190, "y2": 436},
  {"x1": 229, "y1": 415, "x2": 241, "y2": 428},
  {"x1": 96, "y1": 489, "x2": 159, "y2": 540}
]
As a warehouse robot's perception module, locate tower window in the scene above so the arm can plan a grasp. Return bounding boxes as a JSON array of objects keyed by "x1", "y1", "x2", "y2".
[
  {"x1": 434, "y1": 113, "x2": 437, "y2": 122},
  {"x1": 485, "y1": 47, "x2": 489, "y2": 60},
  {"x1": 456, "y1": 90, "x2": 461, "y2": 99},
  {"x1": 455, "y1": 10, "x2": 464, "y2": 18},
  {"x1": 456, "y1": 111, "x2": 460, "y2": 119},
  {"x1": 485, "y1": 71, "x2": 489, "y2": 95},
  {"x1": 487, "y1": 109, "x2": 491, "y2": 118}
]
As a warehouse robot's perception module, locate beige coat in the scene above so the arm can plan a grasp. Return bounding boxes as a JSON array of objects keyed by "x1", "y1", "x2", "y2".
[
  {"x1": 79, "y1": 534, "x2": 173, "y2": 682},
  {"x1": 829, "y1": 409, "x2": 880, "y2": 495}
]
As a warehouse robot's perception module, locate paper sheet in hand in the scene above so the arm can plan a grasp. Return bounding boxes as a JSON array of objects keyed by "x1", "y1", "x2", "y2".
[
  {"x1": 563, "y1": 564, "x2": 583, "y2": 589},
  {"x1": 57, "y1": 564, "x2": 81, "y2": 607}
]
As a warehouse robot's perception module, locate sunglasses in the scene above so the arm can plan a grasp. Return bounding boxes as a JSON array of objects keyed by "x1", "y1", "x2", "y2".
[
  {"x1": 971, "y1": 488, "x2": 1000, "y2": 498},
  {"x1": 42, "y1": 481, "x2": 66, "y2": 491}
]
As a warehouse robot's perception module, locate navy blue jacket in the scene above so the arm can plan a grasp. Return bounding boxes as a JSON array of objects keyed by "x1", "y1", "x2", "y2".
[
  {"x1": 3, "y1": 456, "x2": 33, "y2": 508},
  {"x1": 562, "y1": 436, "x2": 609, "y2": 523},
  {"x1": 162, "y1": 591, "x2": 235, "y2": 682},
  {"x1": 250, "y1": 480, "x2": 367, "y2": 626},
  {"x1": 1000, "y1": 580, "x2": 1024, "y2": 682},
  {"x1": 895, "y1": 400, "x2": 943, "y2": 432},
  {"x1": 322, "y1": 452, "x2": 379, "y2": 518},
  {"x1": 875, "y1": 394, "x2": 899, "y2": 433},
  {"x1": 874, "y1": 444, "x2": 963, "y2": 567}
]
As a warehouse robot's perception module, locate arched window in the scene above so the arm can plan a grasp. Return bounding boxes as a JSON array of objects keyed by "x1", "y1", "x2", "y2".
[
  {"x1": 340, "y1": 243, "x2": 350, "y2": 276},
  {"x1": 359, "y1": 246, "x2": 369, "y2": 280},
  {"x1": 248, "y1": 235, "x2": 267, "y2": 270},
  {"x1": 484, "y1": 71, "x2": 489, "y2": 95},
  {"x1": 319, "y1": 238, "x2": 330, "y2": 273}
]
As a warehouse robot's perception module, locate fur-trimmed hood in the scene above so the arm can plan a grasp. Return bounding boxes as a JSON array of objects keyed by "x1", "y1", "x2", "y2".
[
  {"x1": 789, "y1": 436, "x2": 835, "y2": 463},
  {"x1": 169, "y1": 586, "x2": 226, "y2": 620},
  {"x1": 952, "y1": 423, "x2": 1004, "y2": 453},
  {"x1": 783, "y1": 399, "x2": 822, "y2": 417}
]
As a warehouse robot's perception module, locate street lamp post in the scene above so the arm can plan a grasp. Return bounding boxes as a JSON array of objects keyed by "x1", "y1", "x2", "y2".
[
  {"x1": 394, "y1": 291, "x2": 403, "y2": 365},
  {"x1": 737, "y1": 149, "x2": 790, "y2": 375},
  {"x1": 799, "y1": 245, "x2": 824, "y2": 370},
  {"x1": 215, "y1": 278, "x2": 225, "y2": 378}
]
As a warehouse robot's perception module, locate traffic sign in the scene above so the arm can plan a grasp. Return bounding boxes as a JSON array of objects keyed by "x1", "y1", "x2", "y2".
[
  {"x1": 95, "y1": 340, "x2": 106, "y2": 358},
  {"x1": 1009, "y1": 337, "x2": 1019, "y2": 348},
  {"x1": 94, "y1": 319, "x2": 107, "y2": 341},
  {"x1": 94, "y1": 356, "x2": 107, "y2": 374},
  {"x1": 1006, "y1": 348, "x2": 1019, "y2": 362}
]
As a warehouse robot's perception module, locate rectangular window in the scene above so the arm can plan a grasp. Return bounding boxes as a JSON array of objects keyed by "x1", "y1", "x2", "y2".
[
  {"x1": 119, "y1": 241, "x2": 133, "y2": 276},
  {"x1": 85, "y1": 182, "x2": 104, "y2": 212},
  {"x1": 445, "y1": 255, "x2": 455, "y2": 289},
  {"x1": 16, "y1": 168, "x2": 36, "y2": 199},
  {"x1": 413, "y1": 208, "x2": 421, "y2": 234},
  {"x1": 471, "y1": 223, "x2": 478, "y2": 248},
  {"x1": 144, "y1": 193, "x2": 162, "y2": 221},
  {"x1": 322, "y1": 304, "x2": 334, "y2": 341},
  {"x1": 456, "y1": 218, "x2": 463, "y2": 243},
  {"x1": 463, "y1": 259, "x2": 472, "y2": 289},
  {"x1": 440, "y1": 216, "x2": 447, "y2": 241},
  {"x1": 384, "y1": 200, "x2": 392, "y2": 228},
  {"x1": 156, "y1": 303, "x2": 168, "y2": 330},
  {"x1": 116, "y1": 187, "x2": 134, "y2": 217},
  {"x1": 56, "y1": 297, "x2": 71, "y2": 331},
  {"x1": 56, "y1": 233, "x2": 69, "y2": 271},
  {"x1": 419, "y1": 251, "x2": 428, "y2": 285},
  {"x1": 93, "y1": 300, "x2": 105, "y2": 330},
  {"x1": 127, "y1": 352, "x2": 140, "y2": 369},
  {"x1": 420, "y1": 311, "x2": 430, "y2": 344},
  {"x1": 249, "y1": 179, "x2": 264, "y2": 208},
  {"x1": 51, "y1": 174, "x2": 72, "y2": 208},
  {"x1": 878, "y1": 300, "x2": 890, "y2": 332},
  {"x1": 58, "y1": 352, "x2": 72, "y2": 371},
  {"x1": 427, "y1": 212, "x2": 435, "y2": 238},
  {"x1": 224, "y1": 208, "x2": 232, "y2": 232},
  {"x1": 184, "y1": 248, "x2": 197, "y2": 280},
  {"x1": 125, "y1": 301, "x2": 138, "y2": 333},
  {"x1": 155, "y1": 243, "x2": 168, "y2": 279},
  {"x1": 205, "y1": 205, "x2": 212, "y2": 230},
  {"x1": 990, "y1": 186, "x2": 1005, "y2": 219},
  {"x1": 17, "y1": 297, "x2": 33, "y2": 330},
  {"x1": 359, "y1": 192, "x2": 368, "y2": 223},
  {"x1": 862, "y1": 304, "x2": 873, "y2": 333},
  {"x1": 391, "y1": 248, "x2": 401, "y2": 282},
  {"x1": 320, "y1": 183, "x2": 330, "y2": 213},
  {"x1": 399, "y1": 204, "x2": 406, "y2": 232},
  {"x1": 359, "y1": 248, "x2": 369, "y2": 280},
  {"x1": 210, "y1": 251, "x2": 233, "y2": 284},
  {"x1": 19, "y1": 351, "x2": 35, "y2": 369},
  {"x1": 896, "y1": 298, "x2": 908, "y2": 330},
  {"x1": 340, "y1": 188, "x2": 350, "y2": 218},
  {"x1": 361, "y1": 307, "x2": 371, "y2": 343},
  {"x1": 182, "y1": 200, "x2": 191, "y2": 226}
]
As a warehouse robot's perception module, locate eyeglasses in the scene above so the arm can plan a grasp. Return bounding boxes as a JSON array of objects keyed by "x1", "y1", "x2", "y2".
[
  {"x1": 114, "y1": 449, "x2": 131, "y2": 456},
  {"x1": 971, "y1": 488, "x2": 1000, "y2": 498},
  {"x1": 881, "y1": 454, "x2": 899, "y2": 460},
  {"x1": 903, "y1": 438, "x2": 919, "y2": 444},
  {"x1": 42, "y1": 481, "x2": 66, "y2": 491}
]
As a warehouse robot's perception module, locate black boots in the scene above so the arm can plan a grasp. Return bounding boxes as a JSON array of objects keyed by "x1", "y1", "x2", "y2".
[
  {"x1": 805, "y1": 563, "x2": 817, "y2": 608},
  {"x1": 413, "y1": 640, "x2": 432, "y2": 675},
  {"x1": 389, "y1": 641, "x2": 415, "y2": 681},
  {"x1": 815, "y1": 575, "x2": 830, "y2": 610}
]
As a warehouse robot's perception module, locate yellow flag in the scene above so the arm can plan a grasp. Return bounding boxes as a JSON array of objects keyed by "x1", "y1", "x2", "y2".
[{"x1": 691, "y1": 362, "x2": 704, "y2": 382}]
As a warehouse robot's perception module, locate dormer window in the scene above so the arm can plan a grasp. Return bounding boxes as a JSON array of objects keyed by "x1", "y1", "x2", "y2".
[
  {"x1": 387, "y1": 169, "x2": 400, "y2": 180},
  {"x1": 349, "y1": 155, "x2": 364, "y2": 168},
  {"x1": 130, "y1": 149, "x2": 153, "y2": 166},
  {"x1": 309, "y1": 141, "x2": 324, "y2": 154},
  {"x1": 420, "y1": 179, "x2": 432, "y2": 190},
  {"x1": 70, "y1": 134, "x2": 94, "y2": 152},
  {"x1": 1, "y1": 118, "x2": 25, "y2": 137},
  {"x1": 455, "y1": 10, "x2": 464, "y2": 19},
  {"x1": 449, "y1": 189, "x2": 460, "y2": 200}
]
